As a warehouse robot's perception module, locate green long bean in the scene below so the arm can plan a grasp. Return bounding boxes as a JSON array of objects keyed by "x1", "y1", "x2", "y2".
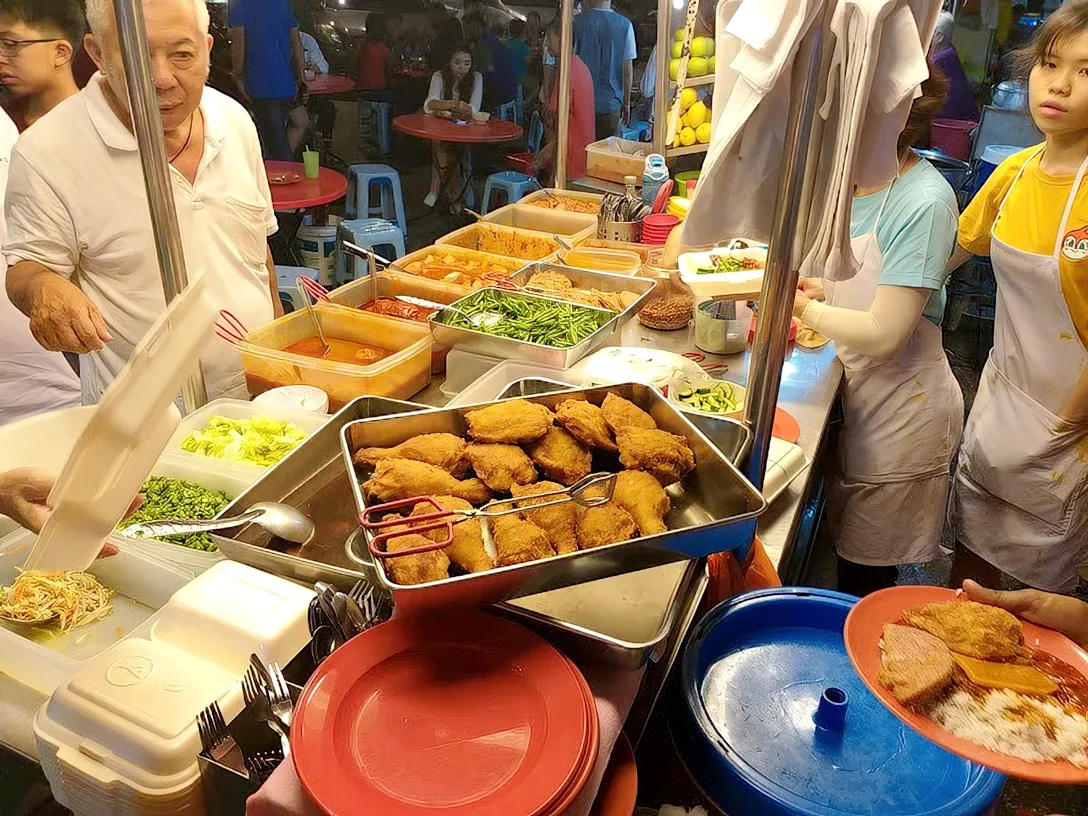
[{"x1": 445, "y1": 290, "x2": 608, "y2": 348}]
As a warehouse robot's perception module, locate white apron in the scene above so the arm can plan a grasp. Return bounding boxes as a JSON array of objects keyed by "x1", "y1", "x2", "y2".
[
  {"x1": 826, "y1": 177, "x2": 965, "y2": 566},
  {"x1": 953, "y1": 149, "x2": 1088, "y2": 592}
]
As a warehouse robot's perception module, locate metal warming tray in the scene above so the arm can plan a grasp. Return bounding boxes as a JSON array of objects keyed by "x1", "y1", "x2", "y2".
[
  {"x1": 212, "y1": 396, "x2": 428, "y2": 590},
  {"x1": 341, "y1": 383, "x2": 765, "y2": 614},
  {"x1": 428, "y1": 287, "x2": 619, "y2": 368}
]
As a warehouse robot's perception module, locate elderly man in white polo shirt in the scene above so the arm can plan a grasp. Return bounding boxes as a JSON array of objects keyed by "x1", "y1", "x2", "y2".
[{"x1": 4, "y1": 0, "x2": 283, "y2": 404}]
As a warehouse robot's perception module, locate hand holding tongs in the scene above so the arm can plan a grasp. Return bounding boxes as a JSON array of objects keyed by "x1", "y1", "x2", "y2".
[{"x1": 361, "y1": 472, "x2": 617, "y2": 558}]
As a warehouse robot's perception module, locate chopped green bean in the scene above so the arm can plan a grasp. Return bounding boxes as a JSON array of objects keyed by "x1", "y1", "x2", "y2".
[
  {"x1": 119, "y1": 476, "x2": 232, "y2": 552},
  {"x1": 445, "y1": 290, "x2": 610, "y2": 347}
]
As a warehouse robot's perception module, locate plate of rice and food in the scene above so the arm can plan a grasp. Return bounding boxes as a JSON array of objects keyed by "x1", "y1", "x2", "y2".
[{"x1": 844, "y1": 585, "x2": 1088, "y2": 783}]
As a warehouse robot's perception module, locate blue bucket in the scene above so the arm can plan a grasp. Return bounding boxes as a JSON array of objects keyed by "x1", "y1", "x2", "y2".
[
  {"x1": 965, "y1": 144, "x2": 1022, "y2": 200},
  {"x1": 674, "y1": 588, "x2": 1006, "y2": 816}
]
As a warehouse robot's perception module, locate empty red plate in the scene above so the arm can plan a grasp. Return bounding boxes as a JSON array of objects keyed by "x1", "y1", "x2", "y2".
[{"x1": 292, "y1": 614, "x2": 593, "y2": 816}]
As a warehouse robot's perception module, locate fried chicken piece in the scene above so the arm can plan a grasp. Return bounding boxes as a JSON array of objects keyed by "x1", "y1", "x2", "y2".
[
  {"x1": 612, "y1": 471, "x2": 670, "y2": 536},
  {"x1": 490, "y1": 515, "x2": 555, "y2": 566},
  {"x1": 354, "y1": 433, "x2": 468, "y2": 477},
  {"x1": 511, "y1": 481, "x2": 579, "y2": 554},
  {"x1": 555, "y1": 399, "x2": 617, "y2": 452},
  {"x1": 464, "y1": 399, "x2": 554, "y2": 444},
  {"x1": 464, "y1": 443, "x2": 538, "y2": 493},
  {"x1": 879, "y1": 624, "x2": 956, "y2": 708},
  {"x1": 576, "y1": 502, "x2": 637, "y2": 549},
  {"x1": 363, "y1": 459, "x2": 492, "y2": 505},
  {"x1": 525, "y1": 426, "x2": 592, "y2": 486},
  {"x1": 531, "y1": 391, "x2": 586, "y2": 412},
  {"x1": 382, "y1": 520, "x2": 450, "y2": 586},
  {"x1": 903, "y1": 601, "x2": 1025, "y2": 662},
  {"x1": 410, "y1": 496, "x2": 494, "y2": 573},
  {"x1": 616, "y1": 428, "x2": 695, "y2": 486},
  {"x1": 600, "y1": 393, "x2": 657, "y2": 434}
]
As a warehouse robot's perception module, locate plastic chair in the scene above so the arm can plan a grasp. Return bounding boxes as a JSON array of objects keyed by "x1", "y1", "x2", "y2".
[
  {"x1": 527, "y1": 111, "x2": 544, "y2": 153},
  {"x1": 346, "y1": 164, "x2": 407, "y2": 237},
  {"x1": 481, "y1": 171, "x2": 536, "y2": 215},
  {"x1": 275, "y1": 265, "x2": 318, "y2": 313},
  {"x1": 336, "y1": 218, "x2": 406, "y2": 283},
  {"x1": 358, "y1": 100, "x2": 392, "y2": 154},
  {"x1": 495, "y1": 98, "x2": 518, "y2": 123}
]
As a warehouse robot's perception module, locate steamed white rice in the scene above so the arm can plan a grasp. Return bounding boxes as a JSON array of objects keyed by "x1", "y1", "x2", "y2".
[{"x1": 932, "y1": 688, "x2": 1088, "y2": 767}]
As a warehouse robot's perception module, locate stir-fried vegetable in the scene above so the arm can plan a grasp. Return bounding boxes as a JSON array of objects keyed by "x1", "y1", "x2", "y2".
[
  {"x1": 677, "y1": 382, "x2": 742, "y2": 414},
  {"x1": 443, "y1": 290, "x2": 609, "y2": 348},
  {"x1": 696, "y1": 255, "x2": 764, "y2": 275},
  {"x1": 120, "y1": 476, "x2": 232, "y2": 551},
  {"x1": 181, "y1": 416, "x2": 308, "y2": 467}
]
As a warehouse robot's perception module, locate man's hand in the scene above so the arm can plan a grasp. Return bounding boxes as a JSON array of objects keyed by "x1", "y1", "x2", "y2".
[
  {"x1": 962, "y1": 580, "x2": 1088, "y2": 649},
  {"x1": 0, "y1": 468, "x2": 56, "y2": 534},
  {"x1": 798, "y1": 276, "x2": 825, "y2": 301},
  {"x1": 793, "y1": 288, "x2": 811, "y2": 319},
  {"x1": 26, "y1": 274, "x2": 112, "y2": 353},
  {"x1": 621, "y1": 101, "x2": 631, "y2": 125}
]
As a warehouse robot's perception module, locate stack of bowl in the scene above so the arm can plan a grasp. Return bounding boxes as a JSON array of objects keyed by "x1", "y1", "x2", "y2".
[{"x1": 641, "y1": 213, "x2": 680, "y2": 245}]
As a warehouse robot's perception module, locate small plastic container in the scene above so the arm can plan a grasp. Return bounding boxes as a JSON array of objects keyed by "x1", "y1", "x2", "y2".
[
  {"x1": 437, "y1": 222, "x2": 563, "y2": 261},
  {"x1": 694, "y1": 299, "x2": 752, "y2": 355},
  {"x1": 393, "y1": 244, "x2": 526, "y2": 287},
  {"x1": 558, "y1": 247, "x2": 641, "y2": 276},
  {"x1": 253, "y1": 385, "x2": 330, "y2": 414},
  {"x1": 483, "y1": 200, "x2": 598, "y2": 237},
  {"x1": 585, "y1": 137, "x2": 651, "y2": 184},
  {"x1": 237, "y1": 303, "x2": 433, "y2": 412}
]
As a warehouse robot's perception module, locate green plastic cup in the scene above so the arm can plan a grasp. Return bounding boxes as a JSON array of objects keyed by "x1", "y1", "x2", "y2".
[{"x1": 302, "y1": 150, "x2": 320, "y2": 179}]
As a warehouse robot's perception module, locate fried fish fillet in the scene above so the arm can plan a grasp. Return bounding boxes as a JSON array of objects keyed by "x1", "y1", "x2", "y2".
[
  {"x1": 525, "y1": 426, "x2": 592, "y2": 486},
  {"x1": 576, "y1": 502, "x2": 637, "y2": 549},
  {"x1": 879, "y1": 623, "x2": 956, "y2": 708},
  {"x1": 612, "y1": 470, "x2": 670, "y2": 536},
  {"x1": 616, "y1": 427, "x2": 695, "y2": 486},
  {"x1": 555, "y1": 399, "x2": 617, "y2": 452},
  {"x1": 464, "y1": 443, "x2": 538, "y2": 492},
  {"x1": 511, "y1": 481, "x2": 579, "y2": 554},
  {"x1": 902, "y1": 601, "x2": 1025, "y2": 662},
  {"x1": 490, "y1": 515, "x2": 555, "y2": 566},
  {"x1": 410, "y1": 496, "x2": 494, "y2": 573},
  {"x1": 600, "y1": 393, "x2": 657, "y2": 434},
  {"x1": 363, "y1": 459, "x2": 493, "y2": 505},
  {"x1": 354, "y1": 433, "x2": 469, "y2": 477},
  {"x1": 464, "y1": 399, "x2": 554, "y2": 444}
]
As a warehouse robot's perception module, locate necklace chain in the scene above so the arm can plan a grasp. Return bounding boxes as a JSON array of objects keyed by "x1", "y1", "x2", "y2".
[{"x1": 168, "y1": 110, "x2": 198, "y2": 164}]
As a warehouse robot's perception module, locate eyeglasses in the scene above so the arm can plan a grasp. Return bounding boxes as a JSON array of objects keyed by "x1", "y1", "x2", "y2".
[{"x1": 0, "y1": 38, "x2": 64, "y2": 58}]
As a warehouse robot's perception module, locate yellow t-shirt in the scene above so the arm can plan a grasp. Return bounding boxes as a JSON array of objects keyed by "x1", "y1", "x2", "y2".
[{"x1": 959, "y1": 144, "x2": 1088, "y2": 347}]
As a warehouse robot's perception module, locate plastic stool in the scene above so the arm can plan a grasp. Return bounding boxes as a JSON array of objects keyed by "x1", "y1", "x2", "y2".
[
  {"x1": 496, "y1": 98, "x2": 517, "y2": 123},
  {"x1": 336, "y1": 218, "x2": 406, "y2": 283},
  {"x1": 481, "y1": 171, "x2": 536, "y2": 215},
  {"x1": 275, "y1": 265, "x2": 318, "y2": 313},
  {"x1": 358, "y1": 100, "x2": 392, "y2": 154},
  {"x1": 346, "y1": 164, "x2": 407, "y2": 237}
]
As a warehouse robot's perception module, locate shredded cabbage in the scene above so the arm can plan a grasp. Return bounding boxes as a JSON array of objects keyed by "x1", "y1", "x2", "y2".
[{"x1": 181, "y1": 416, "x2": 307, "y2": 467}]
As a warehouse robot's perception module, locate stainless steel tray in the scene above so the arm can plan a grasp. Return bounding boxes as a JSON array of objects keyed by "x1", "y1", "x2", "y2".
[
  {"x1": 428, "y1": 287, "x2": 619, "y2": 368},
  {"x1": 342, "y1": 383, "x2": 765, "y2": 614},
  {"x1": 212, "y1": 396, "x2": 428, "y2": 590}
]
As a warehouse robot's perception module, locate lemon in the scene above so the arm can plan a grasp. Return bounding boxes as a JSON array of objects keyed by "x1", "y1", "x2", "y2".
[
  {"x1": 696, "y1": 122, "x2": 712, "y2": 144},
  {"x1": 691, "y1": 36, "x2": 714, "y2": 58},
  {"x1": 672, "y1": 130, "x2": 682, "y2": 148},
  {"x1": 679, "y1": 126, "x2": 696, "y2": 147},
  {"x1": 685, "y1": 100, "x2": 707, "y2": 128},
  {"x1": 708, "y1": 55, "x2": 716, "y2": 73},
  {"x1": 680, "y1": 87, "x2": 698, "y2": 110},
  {"x1": 673, "y1": 28, "x2": 686, "y2": 42},
  {"x1": 669, "y1": 58, "x2": 680, "y2": 81},
  {"x1": 670, "y1": 41, "x2": 683, "y2": 59},
  {"x1": 688, "y1": 56, "x2": 709, "y2": 77}
]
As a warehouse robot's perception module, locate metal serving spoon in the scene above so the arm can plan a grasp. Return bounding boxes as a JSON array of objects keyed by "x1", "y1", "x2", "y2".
[
  {"x1": 397, "y1": 295, "x2": 503, "y2": 329},
  {"x1": 121, "y1": 502, "x2": 315, "y2": 546}
]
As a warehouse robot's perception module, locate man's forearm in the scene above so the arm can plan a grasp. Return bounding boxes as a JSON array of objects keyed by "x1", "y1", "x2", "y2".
[
  {"x1": 623, "y1": 61, "x2": 632, "y2": 110},
  {"x1": 6, "y1": 260, "x2": 54, "y2": 318}
]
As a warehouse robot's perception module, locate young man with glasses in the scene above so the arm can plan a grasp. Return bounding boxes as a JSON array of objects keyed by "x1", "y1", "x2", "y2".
[{"x1": 0, "y1": 0, "x2": 83, "y2": 131}]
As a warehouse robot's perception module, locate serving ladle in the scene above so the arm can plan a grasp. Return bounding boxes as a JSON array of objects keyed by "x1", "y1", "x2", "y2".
[
  {"x1": 121, "y1": 502, "x2": 315, "y2": 546},
  {"x1": 395, "y1": 295, "x2": 503, "y2": 329}
]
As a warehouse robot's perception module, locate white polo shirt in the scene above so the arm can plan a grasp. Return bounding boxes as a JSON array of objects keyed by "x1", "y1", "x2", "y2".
[{"x1": 4, "y1": 74, "x2": 277, "y2": 404}]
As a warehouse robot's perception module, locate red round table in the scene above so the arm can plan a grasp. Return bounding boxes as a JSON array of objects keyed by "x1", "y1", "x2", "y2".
[
  {"x1": 393, "y1": 112, "x2": 523, "y2": 143},
  {"x1": 306, "y1": 74, "x2": 356, "y2": 95},
  {"x1": 264, "y1": 160, "x2": 348, "y2": 211}
]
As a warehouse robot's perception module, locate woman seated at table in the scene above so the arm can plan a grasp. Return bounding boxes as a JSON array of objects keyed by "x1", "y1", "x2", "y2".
[{"x1": 423, "y1": 44, "x2": 483, "y2": 210}]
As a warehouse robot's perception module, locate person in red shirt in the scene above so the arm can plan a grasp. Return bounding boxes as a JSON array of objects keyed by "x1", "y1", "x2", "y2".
[
  {"x1": 355, "y1": 12, "x2": 394, "y2": 100},
  {"x1": 0, "y1": 0, "x2": 83, "y2": 132},
  {"x1": 536, "y1": 23, "x2": 594, "y2": 183}
]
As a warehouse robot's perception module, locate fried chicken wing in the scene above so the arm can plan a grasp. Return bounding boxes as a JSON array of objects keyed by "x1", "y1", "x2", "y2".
[
  {"x1": 490, "y1": 515, "x2": 555, "y2": 566},
  {"x1": 464, "y1": 399, "x2": 554, "y2": 444},
  {"x1": 410, "y1": 496, "x2": 494, "y2": 573},
  {"x1": 576, "y1": 502, "x2": 637, "y2": 549},
  {"x1": 354, "y1": 433, "x2": 468, "y2": 477},
  {"x1": 464, "y1": 443, "x2": 538, "y2": 492},
  {"x1": 555, "y1": 399, "x2": 617, "y2": 452},
  {"x1": 363, "y1": 459, "x2": 493, "y2": 505},
  {"x1": 600, "y1": 393, "x2": 657, "y2": 434},
  {"x1": 612, "y1": 470, "x2": 670, "y2": 536},
  {"x1": 511, "y1": 481, "x2": 579, "y2": 554},
  {"x1": 525, "y1": 426, "x2": 592, "y2": 486},
  {"x1": 902, "y1": 601, "x2": 1026, "y2": 662},
  {"x1": 616, "y1": 428, "x2": 695, "y2": 486},
  {"x1": 382, "y1": 519, "x2": 451, "y2": 585}
]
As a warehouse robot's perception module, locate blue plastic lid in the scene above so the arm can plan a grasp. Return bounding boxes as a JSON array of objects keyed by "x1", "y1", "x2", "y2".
[
  {"x1": 979, "y1": 144, "x2": 1021, "y2": 167},
  {"x1": 677, "y1": 588, "x2": 1005, "y2": 816}
]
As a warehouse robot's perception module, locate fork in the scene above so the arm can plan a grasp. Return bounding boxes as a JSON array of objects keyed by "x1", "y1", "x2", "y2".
[
  {"x1": 242, "y1": 669, "x2": 291, "y2": 758},
  {"x1": 197, "y1": 701, "x2": 246, "y2": 773},
  {"x1": 349, "y1": 580, "x2": 393, "y2": 630},
  {"x1": 267, "y1": 662, "x2": 294, "y2": 733}
]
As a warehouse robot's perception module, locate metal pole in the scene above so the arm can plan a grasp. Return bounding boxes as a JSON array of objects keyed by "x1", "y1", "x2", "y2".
[
  {"x1": 112, "y1": 0, "x2": 207, "y2": 411},
  {"x1": 555, "y1": 0, "x2": 575, "y2": 189},
  {"x1": 652, "y1": 0, "x2": 670, "y2": 156},
  {"x1": 742, "y1": 13, "x2": 825, "y2": 489}
]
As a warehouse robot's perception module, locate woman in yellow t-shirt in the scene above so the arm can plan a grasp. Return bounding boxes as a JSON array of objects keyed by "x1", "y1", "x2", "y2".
[{"x1": 949, "y1": 1, "x2": 1088, "y2": 594}]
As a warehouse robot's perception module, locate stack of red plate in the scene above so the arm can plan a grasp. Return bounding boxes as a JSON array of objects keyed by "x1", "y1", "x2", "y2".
[
  {"x1": 641, "y1": 213, "x2": 680, "y2": 245},
  {"x1": 292, "y1": 613, "x2": 599, "y2": 816}
]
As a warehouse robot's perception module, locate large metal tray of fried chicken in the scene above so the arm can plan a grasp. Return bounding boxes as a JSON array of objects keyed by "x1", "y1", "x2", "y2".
[{"x1": 341, "y1": 383, "x2": 766, "y2": 614}]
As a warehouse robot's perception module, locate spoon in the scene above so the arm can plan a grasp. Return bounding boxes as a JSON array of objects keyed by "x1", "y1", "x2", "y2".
[
  {"x1": 0, "y1": 610, "x2": 59, "y2": 631},
  {"x1": 397, "y1": 295, "x2": 503, "y2": 329},
  {"x1": 554, "y1": 234, "x2": 575, "y2": 251},
  {"x1": 121, "y1": 502, "x2": 315, "y2": 546}
]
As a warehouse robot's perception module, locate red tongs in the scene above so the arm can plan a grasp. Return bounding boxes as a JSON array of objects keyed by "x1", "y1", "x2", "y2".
[{"x1": 360, "y1": 472, "x2": 618, "y2": 558}]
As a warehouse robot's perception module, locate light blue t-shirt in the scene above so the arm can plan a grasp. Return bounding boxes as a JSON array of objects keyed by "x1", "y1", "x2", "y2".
[
  {"x1": 573, "y1": 8, "x2": 637, "y2": 115},
  {"x1": 850, "y1": 158, "x2": 959, "y2": 326}
]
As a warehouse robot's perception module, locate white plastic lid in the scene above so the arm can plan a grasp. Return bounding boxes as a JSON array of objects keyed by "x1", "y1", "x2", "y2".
[
  {"x1": 253, "y1": 385, "x2": 330, "y2": 414},
  {"x1": 980, "y1": 144, "x2": 1021, "y2": 166}
]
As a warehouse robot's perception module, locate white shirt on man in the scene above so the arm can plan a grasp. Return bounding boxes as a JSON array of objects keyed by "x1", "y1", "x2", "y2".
[{"x1": 4, "y1": 74, "x2": 277, "y2": 404}]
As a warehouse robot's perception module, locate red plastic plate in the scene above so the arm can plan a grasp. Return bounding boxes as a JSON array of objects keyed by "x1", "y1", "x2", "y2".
[
  {"x1": 539, "y1": 655, "x2": 600, "y2": 816},
  {"x1": 292, "y1": 614, "x2": 592, "y2": 816},
  {"x1": 844, "y1": 585, "x2": 1088, "y2": 783}
]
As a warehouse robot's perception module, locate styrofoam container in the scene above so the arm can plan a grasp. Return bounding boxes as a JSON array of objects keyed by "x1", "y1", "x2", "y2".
[
  {"x1": 440, "y1": 347, "x2": 505, "y2": 397},
  {"x1": 0, "y1": 532, "x2": 190, "y2": 695},
  {"x1": 678, "y1": 247, "x2": 767, "y2": 300},
  {"x1": 151, "y1": 560, "x2": 313, "y2": 677},
  {"x1": 483, "y1": 199, "x2": 599, "y2": 236},
  {"x1": 163, "y1": 397, "x2": 330, "y2": 481}
]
